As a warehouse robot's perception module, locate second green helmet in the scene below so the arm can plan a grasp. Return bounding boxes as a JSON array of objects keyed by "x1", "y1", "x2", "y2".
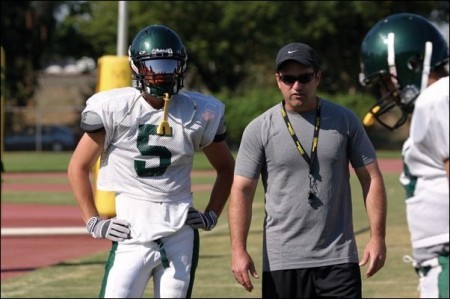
[{"x1": 359, "y1": 13, "x2": 449, "y2": 130}]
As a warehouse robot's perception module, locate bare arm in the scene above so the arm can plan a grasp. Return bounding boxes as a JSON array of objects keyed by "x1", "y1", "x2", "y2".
[
  {"x1": 67, "y1": 130, "x2": 105, "y2": 224},
  {"x1": 228, "y1": 174, "x2": 259, "y2": 292},
  {"x1": 354, "y1": 160, "x2": 387, "y2": 278},
  {"x1": 202, "y1": 140, "x2": 235, "y2": 217}
]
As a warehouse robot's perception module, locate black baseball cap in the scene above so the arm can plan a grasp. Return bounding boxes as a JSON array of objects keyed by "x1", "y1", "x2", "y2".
[{"x1": 276, "y1": 43, "x2": 320, "y2": 70}]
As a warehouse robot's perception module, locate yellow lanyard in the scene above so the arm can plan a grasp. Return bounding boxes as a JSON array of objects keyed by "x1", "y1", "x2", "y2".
[{"x1": 281, "y1": 98, "x2": 321, "y2": 202}]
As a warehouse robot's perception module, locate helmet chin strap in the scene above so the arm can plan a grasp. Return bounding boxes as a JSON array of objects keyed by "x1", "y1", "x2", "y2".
[{"x1": 420, "y1": 41, "x2": 433, "y2": 92}]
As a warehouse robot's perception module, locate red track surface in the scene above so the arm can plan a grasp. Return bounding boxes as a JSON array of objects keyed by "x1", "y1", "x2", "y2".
[
  {"x1": 1, "y1": 204, "x2": 111, "y2": 280},
  {"x1": 1, "y1": 159, "x2": 402, "y2": 281}
]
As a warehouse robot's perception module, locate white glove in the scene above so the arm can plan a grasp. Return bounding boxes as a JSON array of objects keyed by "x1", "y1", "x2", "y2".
[
  {"x1": 186, "y1": 207, "x2": 218, "y2": 231},
  {"x1": 86, "y1": 216, "x2": 131, "y2": 242}
]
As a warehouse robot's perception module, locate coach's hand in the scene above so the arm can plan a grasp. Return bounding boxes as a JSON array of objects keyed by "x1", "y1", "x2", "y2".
[
  {"x1": 186, "y1": 207, "x2": 218, "y2": 231},
  {"x1": 86, "y1": 216, "x2": 131, "y2": 242}
]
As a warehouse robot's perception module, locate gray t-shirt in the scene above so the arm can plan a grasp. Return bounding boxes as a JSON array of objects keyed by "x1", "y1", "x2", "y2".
[{"x1": 235, "y1": 98, "x2": 376, "y2": 272}]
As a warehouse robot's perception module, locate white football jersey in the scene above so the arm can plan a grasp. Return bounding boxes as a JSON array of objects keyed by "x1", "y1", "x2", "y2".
[
  {"x1": 401, "y1": 76, "x2": 449, "y2": 249},
  {"x1": 81, "y1": 87, "x2": 225, "y2": 202}
]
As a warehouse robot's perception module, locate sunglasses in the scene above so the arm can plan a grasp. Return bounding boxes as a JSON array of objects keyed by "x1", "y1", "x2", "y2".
[{"x1": 279, "y1": 72, "x2": 315, "y2": 85}]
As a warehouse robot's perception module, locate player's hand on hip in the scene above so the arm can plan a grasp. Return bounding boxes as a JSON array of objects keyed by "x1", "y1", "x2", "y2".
[
  {"x1": 86, "y1": 216, "x2": 131, "y2": 241},
  {"x1": 186, "y1": 207, "x2": 218, "y2": 231}
]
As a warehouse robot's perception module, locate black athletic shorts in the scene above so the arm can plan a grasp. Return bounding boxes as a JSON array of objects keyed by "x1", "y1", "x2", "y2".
[{"x1": 262, "y1": 263, "x2": 362, "y2": 298}]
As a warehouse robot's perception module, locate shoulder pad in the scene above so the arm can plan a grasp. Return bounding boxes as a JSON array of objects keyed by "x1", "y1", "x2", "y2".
[{"x1": 80, "y1": 110, "x2": 104, "y2": 132}]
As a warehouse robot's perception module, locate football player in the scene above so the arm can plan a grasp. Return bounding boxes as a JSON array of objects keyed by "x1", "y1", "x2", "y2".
[
  {"x1": 68, "y1": 24, "x2": 235, "y2": 298},
  {"x1": 360, "y1": 13, "x2": 449, "y2": 298}
]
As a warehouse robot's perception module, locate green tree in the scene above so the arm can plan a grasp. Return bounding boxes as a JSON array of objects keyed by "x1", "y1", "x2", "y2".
[
  {"x1": 3, "y1": 1, "x2": 448, "y2": 106},
  {"x1": 1, "y1": 1, "x2": 59, "y2": 107},
  {"x1": 2, "y1": 0, "x2": 448, "y2": 146},
  {"x1": 55, "y1": 1, "x2": 447, "y2": 95},
  {"x1": 44, "y1": 1, "x2": 94, "y2": 64}
]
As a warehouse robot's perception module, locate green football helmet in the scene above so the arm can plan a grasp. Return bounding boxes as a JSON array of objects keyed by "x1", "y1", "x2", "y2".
[
  {"x1": 129, "y1": 25, "x2": 188, "y2": 98},
  {"x1": 360, "y1": 13, "x2": 449, "y2": 130}
]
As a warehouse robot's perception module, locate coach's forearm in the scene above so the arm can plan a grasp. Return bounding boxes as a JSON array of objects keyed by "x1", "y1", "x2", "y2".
[
  {"x1": 228, "y1": 176, "x2": 257, "y2": 250},
  {"x1": 229, "y1": 197, "x2": 253, "y2": 251},
  {"x1": 366, "y1": 176, "x2": 387, "y2": 240},
  {"x1": 356, "y1": 162, "x2": 387, "y2": 239}
]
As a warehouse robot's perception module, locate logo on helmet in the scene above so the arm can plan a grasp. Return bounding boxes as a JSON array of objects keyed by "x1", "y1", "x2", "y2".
[{"x1": 151, "y1": 48, "x2": 174, "y2": 57}]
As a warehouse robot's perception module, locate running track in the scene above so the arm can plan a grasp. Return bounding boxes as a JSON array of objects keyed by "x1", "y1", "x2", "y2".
[{"x1": 1, "y1": 159, "x2": 402, "y2": 280}]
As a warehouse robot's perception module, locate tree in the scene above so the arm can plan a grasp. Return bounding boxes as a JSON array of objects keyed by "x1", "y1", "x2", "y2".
[
  {"x1": 2, "y1": 2, "x2": 52, "y2": 106},
  {"x1": 2, "y1": 1, "x2": 448, "y2": 106}
]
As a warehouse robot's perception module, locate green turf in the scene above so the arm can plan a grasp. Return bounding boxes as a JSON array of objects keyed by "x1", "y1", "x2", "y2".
[
  {"x1": 1, "y1": 152, "x2": 72, "y2": 173},
  {"x1": 1, "y1": 168, "x2": 419, "y2": 298},
  {"x1": 1, "y1": 150, "x2": 413, "y2": 297},
  {"x1": 1, "y1": 151, "x2": 238, "y2": 173},
  {"x1": 1, "y1": 150, "x2": 398, "y2": 173}
]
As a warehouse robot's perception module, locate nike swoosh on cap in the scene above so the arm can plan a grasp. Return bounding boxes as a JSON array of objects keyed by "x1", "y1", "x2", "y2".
[{"x1": 287, "y1": 50, "x2": 299, "y2": 54}]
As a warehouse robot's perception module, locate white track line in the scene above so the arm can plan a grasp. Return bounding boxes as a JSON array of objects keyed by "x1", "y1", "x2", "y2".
[
  {"x1": 1, "y1": 227, "x2": 87, "y2": 236},
  {"x1": 1, "y1": 217, "x2": 246, "y2": 237}
]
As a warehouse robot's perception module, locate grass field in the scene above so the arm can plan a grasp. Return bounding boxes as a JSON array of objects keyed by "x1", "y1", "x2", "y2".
[{"x1": 1, "y1": 151, "x2": 419, "y2": 298}]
